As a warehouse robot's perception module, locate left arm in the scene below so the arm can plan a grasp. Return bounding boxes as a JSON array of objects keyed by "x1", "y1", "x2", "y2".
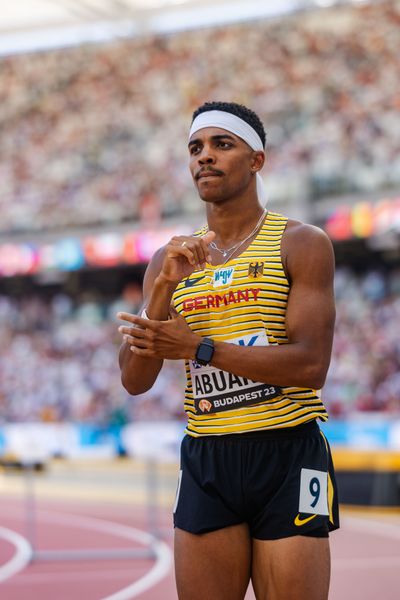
[{"x1": 210, "y1": 223, "x2": 335, "y2": 389}]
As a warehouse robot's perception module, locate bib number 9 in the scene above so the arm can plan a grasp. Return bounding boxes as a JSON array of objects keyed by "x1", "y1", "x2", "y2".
[
  {"x1": 309, "y1": 477, "x2": 320, "y2": 508},
  {"x1": 299, "y1": 468, "x2": 328, "y2": 515}
]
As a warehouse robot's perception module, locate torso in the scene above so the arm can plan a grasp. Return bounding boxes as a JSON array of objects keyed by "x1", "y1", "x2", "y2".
[{"x1": 172, "y1": 211, "x2": 328, "y2": 437}]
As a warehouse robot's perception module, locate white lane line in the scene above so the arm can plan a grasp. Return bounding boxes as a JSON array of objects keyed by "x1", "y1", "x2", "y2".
[
  {"x1": 102, "y1": 538, "x2": 171, "y2": 600},
  {"x1": 9, "y1": 509, "x2": 173, "y2": 600},
  {"x1": 0, "y1": 527, "x2": 32, "y2": 583}
]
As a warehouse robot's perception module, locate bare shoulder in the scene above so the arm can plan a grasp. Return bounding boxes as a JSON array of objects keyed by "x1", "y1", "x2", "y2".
[
  {"x1": 284, "y1": 218, "x2": 332, "y2": 245},
  {"x1": 282, "y1": 219, "x2": 335, "y2": 282}
]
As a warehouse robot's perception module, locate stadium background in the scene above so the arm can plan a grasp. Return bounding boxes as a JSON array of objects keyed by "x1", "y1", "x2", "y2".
[{"x1": 0, "y1": 1, "x2": 400, "y2": 598}]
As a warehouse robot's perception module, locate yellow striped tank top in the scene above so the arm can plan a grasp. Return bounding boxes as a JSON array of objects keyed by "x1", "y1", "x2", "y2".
[{"x1": 172, "y1": 211, "x2": 329, "y2": 437}]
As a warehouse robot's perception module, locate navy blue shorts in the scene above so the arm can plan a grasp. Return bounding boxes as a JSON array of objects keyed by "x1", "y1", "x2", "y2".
[{"x1": 173, "y1": 420, "x2": 339, "y2": 540}]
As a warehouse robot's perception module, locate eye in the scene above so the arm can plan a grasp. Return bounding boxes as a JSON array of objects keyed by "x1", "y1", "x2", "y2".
[
  {"x1": 217, "y1": 141, "x2": 232, "y2": 149},
  {"x1": 189, "y1": 145, "x2": 200, "y2": 155}
]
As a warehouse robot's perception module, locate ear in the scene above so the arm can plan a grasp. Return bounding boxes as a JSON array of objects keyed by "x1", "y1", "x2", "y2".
[{"x1": 250, "y1": 151, "x2": 265, "y2": 173}]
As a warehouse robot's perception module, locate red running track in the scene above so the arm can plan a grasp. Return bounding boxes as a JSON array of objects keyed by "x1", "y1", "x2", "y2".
[{"x1": 0, "y1": 496, "x2": 399, "y2": 599}]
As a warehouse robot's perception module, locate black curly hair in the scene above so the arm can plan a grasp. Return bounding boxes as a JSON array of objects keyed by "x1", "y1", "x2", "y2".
[{"x1": 191, "y1": 101, "x2": 266, "y2": 149}]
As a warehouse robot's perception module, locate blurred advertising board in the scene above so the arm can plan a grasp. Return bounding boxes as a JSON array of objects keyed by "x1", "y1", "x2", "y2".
[
  {"x1": 0, "y1": 225, "x2": 191, "y2": 278},
  {"x1": 325, "y1": 196, "x2": 400, "y2": 240},
  {"x1": 1, "y1": 418, "x2": 400, "y2": 465}
]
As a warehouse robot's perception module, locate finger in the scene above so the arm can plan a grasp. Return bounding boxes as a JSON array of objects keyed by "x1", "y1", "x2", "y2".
[
  {"x1": 201, "y1": 231, "x2": 216, "y2": 246},
  {"x1": 182, "y1": 238, "x2": 208, "y2": 269},
  {"x1": 117, "y1": 311, "x2": 138, "y2": 324},
  {"x1": 190, "y1": 238, "x2": 208, "y2": 267},
  {"x1": 127, "y1": 336, "x2": 148, "y2": 349},
  {"x1": 186, "y1": 242, "x2": 204, "y2": 270},
  {"x1": 123, "y1": 334, "x2": 143, "y2": 346},
  {"x1": 167, "y1": 244, "x2": 196, "y2": 266},
  {"x1": 199, "y1": 238, "x2": 211, "y2": 269},
  {"x1": 127, "y1": 315, "x2": 160, "y2": 331},
  {"x1": 172, "y1": 237, "x2": 205, "y2": 268},
  {"x1": 119, "y1": 326, "x2": 146, "y2": 340},
  {"x1": 130, "y1": 346, "x2": 154, "y2": 357},
  {"x1": 201, "y1": 231, "x2": 216, "y2": 262},
  {"x1": 170, "y1": 237, "x2": 208, "y2": 268}
]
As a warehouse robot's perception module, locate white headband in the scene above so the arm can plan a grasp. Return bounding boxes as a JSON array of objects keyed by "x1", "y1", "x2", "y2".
[{"x1": 189, "y1": 110, "x2": 267, "y2": 203}]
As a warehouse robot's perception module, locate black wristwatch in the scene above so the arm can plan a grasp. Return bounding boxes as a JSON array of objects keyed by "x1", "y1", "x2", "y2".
[{"x1": 195, "y1": 337, "x2": 215, "y2": 366}]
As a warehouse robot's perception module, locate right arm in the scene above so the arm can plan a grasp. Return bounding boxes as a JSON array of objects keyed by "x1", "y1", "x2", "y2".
[
  {"x1": 118, "y1": 232, "x2": 215, "y2": 395},
  {"x1": 118, "y1": 247, "x2": 169, "y2": 395}
]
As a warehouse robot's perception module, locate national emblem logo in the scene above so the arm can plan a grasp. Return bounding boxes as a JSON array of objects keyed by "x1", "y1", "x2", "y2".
[{"x1": 248, "y1": 262, "x2": 264, "y2": 278}]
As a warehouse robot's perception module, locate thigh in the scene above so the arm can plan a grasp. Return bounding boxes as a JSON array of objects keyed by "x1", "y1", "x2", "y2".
[
  {"x1": 251, "y1": 536, "x2": 330, "y2": 600},
  {"x1": 175, "y1": 524, "x2": 252, "y2": 600}
]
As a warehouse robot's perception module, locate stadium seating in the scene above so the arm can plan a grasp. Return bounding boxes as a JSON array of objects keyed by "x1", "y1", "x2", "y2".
[
  {"x1": 1, "y1": 268, "x2": 399, "y2": 421},
  {"x1": 1, "y1": 1, "x2": 399, "y2": 233}
]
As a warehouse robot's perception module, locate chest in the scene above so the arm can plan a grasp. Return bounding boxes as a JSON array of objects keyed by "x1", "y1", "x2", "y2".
[{"x1": 173, "y1": 258, "x2": 288, "y2": 327}]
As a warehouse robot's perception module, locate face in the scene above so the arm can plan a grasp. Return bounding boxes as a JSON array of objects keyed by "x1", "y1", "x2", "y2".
[{"x1": 188, "y1": 126, "x2": 264, "y2": 203}]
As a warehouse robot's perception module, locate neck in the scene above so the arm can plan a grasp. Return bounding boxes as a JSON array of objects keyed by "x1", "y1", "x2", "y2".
[{"x1": 206, "y1": 196, "x2": 264, "y2": 246}]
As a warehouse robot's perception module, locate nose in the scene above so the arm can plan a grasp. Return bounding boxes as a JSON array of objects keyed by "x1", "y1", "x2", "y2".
[{"x1": 198, "y1": 145, "x2": 216, "y2": 165}]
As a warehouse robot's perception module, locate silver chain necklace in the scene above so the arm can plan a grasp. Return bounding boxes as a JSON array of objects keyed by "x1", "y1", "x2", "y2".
[{"x1": 209, "y1": 209, "x2": 267, "y2": 264}]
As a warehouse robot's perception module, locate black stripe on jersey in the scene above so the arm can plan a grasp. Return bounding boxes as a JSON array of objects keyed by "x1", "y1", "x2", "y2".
[
  {"x1": 184, "y1": 393, "x2": 326, "y2": 418},
  {"x1": 185, "y1": 316, "x2": 286, "y2": 333},
  {"x1": 185, "y1": 406, "x2": 326, "y2": 431},
  {"x1": 184, "y1": 306, "x2": 286, "y2": 322},
  {"x1": 182, "y1": 306, "x2": 288, "y2": 325},
  {"x1": 234, "y1": 264, "x2": 288, "y2": 277},
  {"x1": 185, "y1": 324, "x2": 276, "y2": 339},
  {"x1": 184, "y1": 319, "x2": 284, "y2": 337},
  {"x1": 175, "y1": 274, "x2": 289, "y2": 291},
  {"x1": 188, "y1": 405, "x2": 328, "y2": 428},
  {"x1": 283, "y1": 390, "x2": 320, "y2": 398}
]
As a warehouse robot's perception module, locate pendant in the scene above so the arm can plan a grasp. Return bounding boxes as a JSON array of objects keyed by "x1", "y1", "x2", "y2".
[{"x1": 223, "y1": 251, "x2": 227, "y2": 257}]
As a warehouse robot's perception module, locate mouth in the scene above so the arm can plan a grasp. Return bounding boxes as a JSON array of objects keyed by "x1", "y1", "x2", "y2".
[{"x1": 196, "y1": 169, "x2": 223, "y2": 180}]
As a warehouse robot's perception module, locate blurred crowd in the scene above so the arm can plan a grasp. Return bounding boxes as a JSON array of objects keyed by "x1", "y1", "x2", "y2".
[
  {"x1": 1, "y1": 1, "x2": 400, "y2": 233},
  {"x1": 0, "y1": 286, "x2": 185, "y2": 425},
  {"x1": 325, "y1": 267, "x2": 400, "y2": 416},
  {"x1": 0, "y1": 268, "x2": 399, "y2": 425}
]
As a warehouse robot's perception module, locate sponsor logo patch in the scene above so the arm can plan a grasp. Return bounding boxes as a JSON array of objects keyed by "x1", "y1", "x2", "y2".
[
  {"x1": 182, "y1": 288, "x2": 260, "y2": 312},
  {"x1": 213, "y1": 267, "x2": 235, "y2": 287},
  {"x1": 185, "y1": 274, "x2": 207, "y2": 287},
  {"x1": 193, "y1": 384, "x2": 281, "y2": 414},
  {"x1": 294, "y1": 514, "x2": 318, "y2": 527},
  {"x1": 248, "y1": 261, "x2": 264, "y2": 278},
  {"x1": 198, "y1": 399, "x2": 212, "y2": 413}
]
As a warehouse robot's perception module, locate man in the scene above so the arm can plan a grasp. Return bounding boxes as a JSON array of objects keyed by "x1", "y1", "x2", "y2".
[{"x1": 118, "y1": 101, "x2": 339, "y2": 600}]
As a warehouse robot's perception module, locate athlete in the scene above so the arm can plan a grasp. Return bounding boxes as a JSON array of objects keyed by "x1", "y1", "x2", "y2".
[{"x1": 118, "y1": 101, "x2": 339, "y2": 600}]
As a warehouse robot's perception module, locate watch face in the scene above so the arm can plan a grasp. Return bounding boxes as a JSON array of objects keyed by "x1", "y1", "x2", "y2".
[{"x1": 196, "y1": 340, "x2": 214, "y2": 365}]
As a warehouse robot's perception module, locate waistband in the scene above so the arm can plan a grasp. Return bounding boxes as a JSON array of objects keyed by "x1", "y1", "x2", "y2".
[{"x1": 191, "y1": 420, "x2": 319, "y2": 442}]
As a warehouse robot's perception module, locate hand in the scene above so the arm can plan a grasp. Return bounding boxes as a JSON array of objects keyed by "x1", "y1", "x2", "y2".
[
  {"x1": 159, "y1": 231, "x2": 216, "y2": 283},
  {"x1": 118, "y1": 309, "x2": 200, "y2": 360}
]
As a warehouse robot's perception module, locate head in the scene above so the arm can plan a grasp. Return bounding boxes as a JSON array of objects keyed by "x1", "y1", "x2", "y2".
[{"x1": 188, "y1": 101, "x2": 266, "y2": 204}]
